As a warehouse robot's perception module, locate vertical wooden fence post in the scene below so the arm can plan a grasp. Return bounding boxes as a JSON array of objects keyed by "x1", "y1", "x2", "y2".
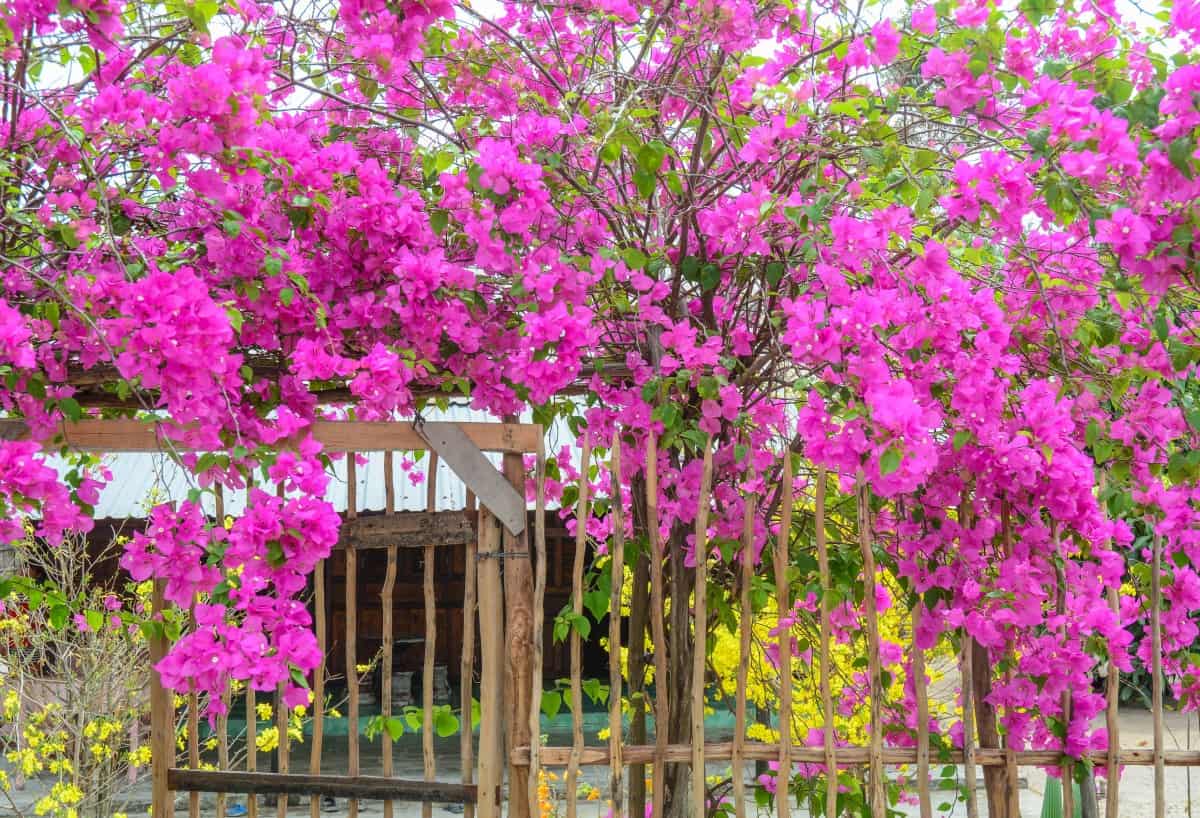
[
  {"x1": 775, "y1": 451, "x2": 794, "y2": 818},
  {"x1": 464, "y1": 489, "x2": 480, "y2": 818},
  {"x1": 645, "y1": 433, "x2": 668, "y2": 818},
  {"x1": 310, "y1": 556, "x2": 326, "y2": 818},
  {"x1": 216, "y1": 486, "x2": 230, "y2": 818},
  {"x1": 733, "y1": 486, "x2": 756, "y2": 818},
  {"x1": 150, "y1": 579, "x2": 175, "y2": 818},
  {"x1": 913, "y1": 602, "x2": 932, "y2": 818},
  {"x1": 501, "y1": 430, "x2": 535, "y2": 818},
  {"x1": 856, "y1": 480, "x2": 885, "y2": 818},
  {"x1": 382, "y1": 451, "x2": 398, "y2": 818},
  {"x1": 423, "y1": 453, "x2": 440, "y2": 818},
  {"x1": 1152, "y1": 530, "x2": 1165, "y2": 818},
  {"x1": 691, "y1": 440, "x2": 714, "y2": 818},
  {"x1": 566, "y1": 434, "x2": 591, "y2": 818},
  {"x1": 814, "y1": 467, "x2": 837, "y2": 818},
  {"x1": 345, "y1": 454, "x2": 359, "y2": 818},
  {"x1": 477, "y1": 508, "x2": 505, "y2": 818},
  {"x1": 959, "y1": 491, "x2": 980, "y2": 818},
  {"x1": 526, "y1": 436, "x2": 547, "y2": 817},
  {"x1": 609, "y1": 430, "x2": 626, "y2": 818}
]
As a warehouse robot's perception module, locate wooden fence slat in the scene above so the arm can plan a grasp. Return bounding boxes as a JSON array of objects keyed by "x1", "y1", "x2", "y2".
[
  {"x1": 382, "y1": 451, "x2": 398, "y2": 818},
  {"x1": 856, "y1": 481, "x2": 885, "y2": 818},
  {"x1": 189, "y1": 689, "x2": 200, "y2": 818},
  {"x1": 609, "y1": 431, "x2": 626, "y2": 818},
  {"x1": 477, "y1": 508, "x2": 505, "y2": 818},
  {"x1": 346, "y1": 454, "x2": 359, "y2": 818},
  {"x1": 645, "y1": 433, "x2": 668, "y2": 818},
  {"x1": 465, "y1": 489, "x2": 479, "y2": 818},
  {"x1": 1054, "y1": 535, "x2": 1073, "y2": 818},
  {"x1": 959, "y1": 493, "x2": 980, "y2": 818},
  {"x1": 275, "y1": 485, "x2": 289, "y2": 818},
  {"x1": 1106, "y1": 580, "x2": 1120, "y2": 817},
  {"x1": 247, "y1": 686, "x2": 257, "y2": 818},
  {"x1": 566, "y1": 434, "x2": 591, "y2": 818},
  {"x1": 814, "y1": 467, "x2": 836, "y2": 818},
  {"x1": 150, "y1": 579, "x2": 175, "y2": 818},
  {"x1": 277, "y1": 684, "x2": 289, "y2": 818},
  {"x1": 775, "y1": 452, "x2": 794, "y2": 818},
  {"x1": 168, "y1": 770, "x2": 476, "y2": 802},
  {"x1": 423, "y1": 453, "x2": 440, "y2": 818},
  {"x1": 692, "y1": 440, "x2": 714, "y2": 818},
  {"x1": 9, "y1": 418, "x2": 541, "y2": 454},
  {"x1": 913, "y1": 603, "x2": 932, "y2": 818},
  {"x1": 1152, "y1": 530, "x2": 1165, "y2": 818},
  {"x1": 733, "y1": 486, "x2": 756, "y2": 818},
  {"x1": 216, "y1": 486, "x2": 229, "y2": 818},
  {"x1": 310, "y1": 557, "x2": 326, "y2": 818}
]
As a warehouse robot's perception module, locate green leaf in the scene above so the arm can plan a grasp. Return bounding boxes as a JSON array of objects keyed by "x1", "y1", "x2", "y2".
[
  {"x1": 49, "y1": 604, "x2": 69, "y2": 630},
  {"x1": 952, "y1": 430, "x2": 972, "y2": 451},
  {"x1": 1168, "y1": 137, "x2": 1195, "y2": 180},
  {"x1": 58, "y1": 397, "x2": 82, "y2": 421},
  {"x1": 85, "y1": 609, "x2": 104, "y2": 632},
  {"x1": 879, "y1": 446, "x2": 903, "y2": 475},
  {"x1": 434, "y1": 709, "x2": 460, "y2": 737},
  {"x1": 621, "y1": 248, "x2": 648, "y2": 269},
  {"x1": 633, "y1": 169, "x2": 656, "y2": 198},
  {"x1": 636, "y1": 141, "x2": 667, "y2": 174},
  {"x1": 599, "y1": 141, "x2": 621, "y2": 163},
  {"x1": 280, "y1": 287, "x2": 295, "y2": 307},
  {"x1": 583, "y1": 589, "x2": 609, "y2": 622},
  {"x1": 571, "y1": 612, "x2": 591, "y2": 640},
  {"x1": 541, "y1": 690, "x2": 562, "y2": 719},
  {"x1": 700, "y1": 263, "x2": 721, "y2": 292},
  {"x1": 221, "y1": 212, "x2": 243, "y2": 238}
]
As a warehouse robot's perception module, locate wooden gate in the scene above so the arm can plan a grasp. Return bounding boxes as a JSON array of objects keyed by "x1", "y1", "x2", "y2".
[{"x1": 8, "y1": 419, "x2": 545, "y2": 818}]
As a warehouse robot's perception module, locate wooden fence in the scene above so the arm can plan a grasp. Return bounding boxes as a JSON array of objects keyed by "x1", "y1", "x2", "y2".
[
  {"x1": 511, "y1": 428, "x2": 1178, "y2": 818},
  {"x1": 9, "y1": 417, "x2": 1188, "y2": 818},
  {"x1": 5, "y1": 419, "x2": 545, "y2": 818}
]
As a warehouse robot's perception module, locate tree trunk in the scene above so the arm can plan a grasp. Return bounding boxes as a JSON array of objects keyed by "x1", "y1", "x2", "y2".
[{"x1": 972, "y1": 638, "x2": 1008, "y2": 818}]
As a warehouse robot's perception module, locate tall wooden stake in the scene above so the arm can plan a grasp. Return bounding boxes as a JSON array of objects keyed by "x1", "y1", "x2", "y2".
[{"x1": 691, "y1": 439, "x2": 714, "y2": 818}]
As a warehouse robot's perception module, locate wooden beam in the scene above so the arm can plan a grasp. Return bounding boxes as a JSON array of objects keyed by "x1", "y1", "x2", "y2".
[
  {"x1": 167, "y1": 770, "x2": 476, "y2": 802},
  {"x1": 337, "y1": 513, "x2": 474, "y2": 550},
  {"x1": 512, "y1": 744, "x2": 1200, "y2": 768},
  {"x1": 0, "y1": 419, "x2": 542, "y2": 454}
]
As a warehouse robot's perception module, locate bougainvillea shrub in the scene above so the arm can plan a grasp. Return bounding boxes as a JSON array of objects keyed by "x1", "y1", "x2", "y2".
[{"x1": 2, "y1": 0, "x2": 1199, "y2": 810}]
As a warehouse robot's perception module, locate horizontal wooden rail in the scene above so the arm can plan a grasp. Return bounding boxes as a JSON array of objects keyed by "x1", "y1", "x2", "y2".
[
  {"x1": 338, "y1": 512, "x2": 474, "y2": 549},
  {"x1": 167, "y1": 770, "x2": 477, "y2": 802},
  {"x1": 0, "y1": 419, "x2": 541, "y2": 454},
  {"x1": 512, "y1": 743, "x2": 1200, "y2": 768}
]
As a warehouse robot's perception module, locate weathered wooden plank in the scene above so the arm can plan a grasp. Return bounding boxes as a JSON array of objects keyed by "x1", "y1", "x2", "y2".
[
  {"x1": 608, "y1": 432, "x2": 625, "y2": 818},
  {"x1": 512, "y1": 745, "x2": 1200, "y2": 768},
  {"x1": 476, "y1": 509, "x2": 505, "y2": 818},
  {"x1": 422, "y1": 454, "x2": 439, "y2": 818},
  {"x1": 691, "y1": 440, "x2": 713, "y2": 818},
  {"x1": 1, "y1": 419, "x2": 542, "y2": 454},
  {"x1": 775, "y1": 452, "x2": 794, "y2": 818},
  {"x1": 814, "y1": 467, "x2": 837, "y2": 818},
  {"x1": 337, "y1": 512, "x2": 475, "y2": 550},
  {"x1": 150, "y1": 581, "x2": 175, "y2": 818},
  {"x1": 414, "y1": 421, "x2": 526, "y2": 534},
  {"x1": 167, "y1": 770, "x2": 477, "y2": 802},
  {"x1": 566, "y1": 434, "x2": 591, "y2": 818}
]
